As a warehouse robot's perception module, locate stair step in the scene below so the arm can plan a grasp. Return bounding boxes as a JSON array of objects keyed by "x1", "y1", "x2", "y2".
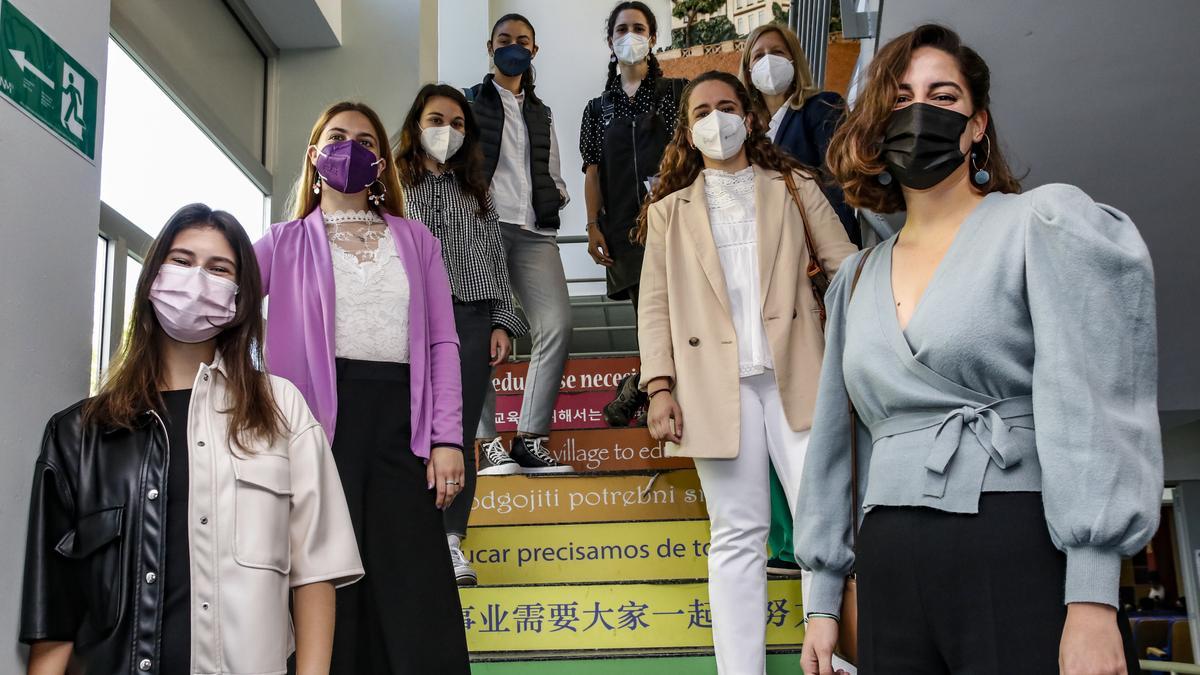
[
  {"x1": 489, "y1": 356, "x2": 640, "y2": 434},
  {"x1": 471, "y1": 471, "x2": 707, "y2": 526},
  {"x1": 484, "y1": 428, "x2": 693, "y2": 473},
  {"x1": 463, "y1": 520, "x2": 711, "y2": 586},
  {"x1": 470, "y1": 652, "x2": 805, "y2": 673},
  {"x1": 460, "y1": 579, "x2": 804, "y2": 655}
]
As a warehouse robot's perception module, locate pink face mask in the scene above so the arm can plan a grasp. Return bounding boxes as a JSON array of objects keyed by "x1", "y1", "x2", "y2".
[{"x1": 149, "y1": 264, "x2": 239, "y2": 343}]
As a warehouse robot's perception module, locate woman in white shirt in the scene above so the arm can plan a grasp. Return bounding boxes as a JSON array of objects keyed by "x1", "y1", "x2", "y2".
[
  {"x1": 636, "y1": 70, "x2": 856, "y2": 673},
  {"x1": 464, "y1": 13, "x2": 574, "y2": 476}
]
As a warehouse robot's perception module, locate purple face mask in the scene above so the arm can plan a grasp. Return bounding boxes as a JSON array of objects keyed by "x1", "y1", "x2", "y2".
[{"x1": 313, "y1": 139, "x2": 383, "y2": 194}]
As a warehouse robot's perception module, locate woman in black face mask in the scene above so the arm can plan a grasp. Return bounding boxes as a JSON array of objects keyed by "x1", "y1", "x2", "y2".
[{"x1": 796, "y1": 24, "x2": 1159, "y2": 675}]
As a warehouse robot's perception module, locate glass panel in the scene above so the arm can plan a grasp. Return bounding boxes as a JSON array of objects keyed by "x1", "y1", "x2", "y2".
[
  {"x1": 122, "y1": 256, "x2": 143, "y2": 348},
  {"x1": 100, "y1": 38, "x2": 266, "y2": 240},
  {"x1": 90, "y1": 237, "x2": 109, "y2": 394}
]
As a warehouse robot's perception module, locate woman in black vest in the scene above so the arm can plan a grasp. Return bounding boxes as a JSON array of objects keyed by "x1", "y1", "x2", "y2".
[
  {"x1": 582, "y1": 2, "x2": 686, "y2": 428},
  {"x1": 741, "y1": 23, "x2": 859, "y2": 246},
  {"x1": 581, "y1": 1, "x2": 686, "y2": 312},
  {"x1": 464, "y1": 13, "x2": 574, "y2": 476}
]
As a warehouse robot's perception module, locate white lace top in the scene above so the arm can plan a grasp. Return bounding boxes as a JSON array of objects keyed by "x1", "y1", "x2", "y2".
[
  {"x1": 325, "y1": 210, "x2": 411, "y2": 363},
  {"x1": 703, "y1": 166, "x2": 773, "y2": 377}
]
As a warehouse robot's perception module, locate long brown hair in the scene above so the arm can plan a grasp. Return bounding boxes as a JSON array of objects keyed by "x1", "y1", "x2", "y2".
[
  {"x1": 287, "y1": 101, "x2": 408, "y2": 221},
  {"x1": 740, "y1": 24, "x2": 820, "y2": 114},
  {"x1": 394, "y1": 84, "x2": 491, "y2": 216},
  {"x1": 636, "y1": 70, "x2": 813, "y2": 243},
  {"x1": 827, "y1": 24, "x2": 1021, "y2": 214},
  {"x1": 86, "y1": 204, "x2": 284, "y2": 450}
]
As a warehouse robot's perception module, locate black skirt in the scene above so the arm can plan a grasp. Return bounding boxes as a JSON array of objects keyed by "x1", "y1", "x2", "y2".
[
  {"x1": 327, "y1": 359, "x2": 470, "y2": 675},
  {"x1": 856, "y1": 492, "x2": 1141, "y2": 675}
]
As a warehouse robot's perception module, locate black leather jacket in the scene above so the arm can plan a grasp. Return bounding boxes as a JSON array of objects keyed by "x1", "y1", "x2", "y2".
[{"x1": 20, "y1": 400, "x2": 173, "y2": 674}]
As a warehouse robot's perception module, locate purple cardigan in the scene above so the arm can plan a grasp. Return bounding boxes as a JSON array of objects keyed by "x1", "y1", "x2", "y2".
[{"x1": 254, "y1": 208, "x2": 463, "y2": 458}]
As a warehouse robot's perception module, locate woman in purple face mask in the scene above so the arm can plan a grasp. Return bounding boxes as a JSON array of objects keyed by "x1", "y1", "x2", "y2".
[
  {"x1": 20, "y1": 204, "x2": 363, "y2": 675},
  {"x1": 255, "y1": 101, "x2": 471, "y2": 673}
]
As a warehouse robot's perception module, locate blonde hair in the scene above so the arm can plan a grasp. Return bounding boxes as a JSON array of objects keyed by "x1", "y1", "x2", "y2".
[
  {"x1": 740, "y1": 24, "x2": 820, "y2": 114},
  {"x1": 287, "y1": 101, "x2": 406, "y2": 220}
]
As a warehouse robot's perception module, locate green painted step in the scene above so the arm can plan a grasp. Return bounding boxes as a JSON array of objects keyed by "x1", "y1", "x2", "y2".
[
  {"x1": 460, "y1": 580, "x2": 805, "y2": 654},
  {"x1": 470, "y1": 653, "x2": 804, "y2": 674},
  {"x1": 463, "y1": 520, "x2": 711, "y2": 586}
]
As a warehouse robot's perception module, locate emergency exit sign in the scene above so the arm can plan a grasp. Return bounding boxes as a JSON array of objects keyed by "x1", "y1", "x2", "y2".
[{"x1": 0, "y1": 0, "x2": 98, "y2": 161}]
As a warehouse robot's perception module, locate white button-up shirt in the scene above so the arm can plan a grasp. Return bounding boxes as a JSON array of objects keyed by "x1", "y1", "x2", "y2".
[
  {"x1": 490, "y1": 80, "x2": 569, "y2": 236},
  {"x1": 186, "y1": 357, "x2": 363, "y2": 674}
]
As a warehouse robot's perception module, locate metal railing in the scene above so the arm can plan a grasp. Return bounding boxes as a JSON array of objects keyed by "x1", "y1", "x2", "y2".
[{"x1": 1141, "y1": 660, "x2": 1200, "y2": 674}]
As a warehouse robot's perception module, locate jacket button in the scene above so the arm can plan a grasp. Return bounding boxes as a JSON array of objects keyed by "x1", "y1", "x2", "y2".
[
  {"x1": 688, "y1": 337, "x2": 700, "y2": 347},
  {"x1": 147, "y1": 489, "x2": 159, "y2": 501},
  {"x1": 793, "y1": 309, "x2": 798, "y2": 319},
  {"x1": 203, "y1": 374, "x2": 209, "y2": 381},
  {"x1": 200, "y1": 516, "x2": 209, "y2": 525},
  {"x1": 139, "y1": 659, "x2": 152, "y2": 671},
  {"x1": 197, "y1": 441, "x2": 206, "y2": 447},
  {"x1": 146, "y1": 572, "x2": 157, "y2": 584}
]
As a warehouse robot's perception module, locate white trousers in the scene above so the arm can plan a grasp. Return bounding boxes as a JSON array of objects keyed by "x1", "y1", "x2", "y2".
[{"x1": 693, "y1": 371, "x2": 811, "y2": 675}]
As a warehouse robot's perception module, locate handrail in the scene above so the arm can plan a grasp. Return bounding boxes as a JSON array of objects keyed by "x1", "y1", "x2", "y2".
[{"x1": 1141, "y1": 660, "x2": 1200, "y2": 674}]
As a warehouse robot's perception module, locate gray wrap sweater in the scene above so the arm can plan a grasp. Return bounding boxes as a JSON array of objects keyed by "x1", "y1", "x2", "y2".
[{"x1": 794, "y1": 184, "x2": 1163, "y2": 617}]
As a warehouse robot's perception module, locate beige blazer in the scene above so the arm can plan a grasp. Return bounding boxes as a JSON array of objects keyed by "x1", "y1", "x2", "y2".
[{"x1": 638, "y1": 166, "x2": 857, "y2": 458}]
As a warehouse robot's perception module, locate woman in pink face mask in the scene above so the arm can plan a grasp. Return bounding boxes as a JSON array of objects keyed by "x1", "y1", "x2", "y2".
[
  {"x1": 255, "y1": 101, "x2": 471, "y2": 673},
  {"x1": 21, "y1": 204, "x2": 363, "y2": 675}
]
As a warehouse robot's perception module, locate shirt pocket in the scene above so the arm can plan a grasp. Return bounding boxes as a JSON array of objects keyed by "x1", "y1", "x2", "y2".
[
  {"x1": 56, "y1": 504, "x2": 126, "y2": 643},
  {"x1": 231, "y1": 454, "x2": 293, "y2": 574}
]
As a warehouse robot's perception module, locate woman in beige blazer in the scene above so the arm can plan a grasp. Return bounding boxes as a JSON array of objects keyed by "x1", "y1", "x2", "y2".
[{"x1": 637, "y1": 71, "x2": 855, "y2": 674}]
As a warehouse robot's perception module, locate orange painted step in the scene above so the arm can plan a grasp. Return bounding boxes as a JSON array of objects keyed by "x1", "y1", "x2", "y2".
[{"x1": 470, "y1": 471, "x2": 707, "y2": 526}]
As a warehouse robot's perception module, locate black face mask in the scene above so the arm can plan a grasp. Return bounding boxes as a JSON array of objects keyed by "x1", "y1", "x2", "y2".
[{"x1": 881, "y1": 103, "x2": 970, "y2": 190}]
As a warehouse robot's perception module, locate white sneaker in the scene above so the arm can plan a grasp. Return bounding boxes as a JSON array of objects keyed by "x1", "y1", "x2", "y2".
[
  {"x1": 449, "y1": 543, "x2": 477, "y2": 586},
  {"x1": 476, "y1": 436, "x2": 522, "y2": 476}
]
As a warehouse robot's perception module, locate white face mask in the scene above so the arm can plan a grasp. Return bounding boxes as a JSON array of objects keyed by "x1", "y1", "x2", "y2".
[
  {"x1": 751, "y1": 54, "x2": 795, "y2": 96},
  {"x1": 612, "y1": 33, "x2": 651, "y2": 65},
  {"x1": 691, "y1": 110, "x2": 748, "y2": 161},
  {"x1": 420, "y1": 125, "x2": 465, "y2": 164}
]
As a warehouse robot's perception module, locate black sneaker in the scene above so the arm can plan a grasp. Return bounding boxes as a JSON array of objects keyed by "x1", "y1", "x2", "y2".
[
  {"x1": 510, "y1": 436, "x2": 574, "y2": 474},
  {"x1": 603, "y1": 372, "x2": 648, "y2": 427},
  {"x1": 477, "y1": 437, "x2": 522, "y2": 476},
  {"x1": 767, "y1": 557, "x2": 804, "y2": 579}
]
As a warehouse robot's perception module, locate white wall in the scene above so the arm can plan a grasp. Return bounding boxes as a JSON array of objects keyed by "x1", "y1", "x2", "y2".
[
  {"x1": 269, "y1": 0, "x2": 433, "y2": 220},
  {"x1": 439, "y1": 0, "x2": 671, "y2": 295},
  {"x1": 0, "y1": 0, "x2": 111, "y2": 670}
]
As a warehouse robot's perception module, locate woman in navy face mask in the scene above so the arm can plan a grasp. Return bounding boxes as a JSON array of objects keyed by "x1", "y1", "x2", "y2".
[{"x1": 463, "y1": 14, "x2": 575, "y2": 478}]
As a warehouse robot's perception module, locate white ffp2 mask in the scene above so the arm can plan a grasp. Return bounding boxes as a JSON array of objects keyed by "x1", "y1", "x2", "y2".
[
  {"x1": 751, "y1": 54, "x2": 795, "y2": 96},
  {"x1": 613, "y1": 33, "x2": 651, "y2": 65},
  {"x1": 691, "y1": 110, "x2": 748, "y2": 161},
  {"x1": 420, "y1": 125, "x2": 465, "y2": 164}
]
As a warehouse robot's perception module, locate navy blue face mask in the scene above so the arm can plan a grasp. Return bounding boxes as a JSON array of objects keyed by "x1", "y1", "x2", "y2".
[{"x1": 492, "y1": 44, "x2": 533, "y2": 77}]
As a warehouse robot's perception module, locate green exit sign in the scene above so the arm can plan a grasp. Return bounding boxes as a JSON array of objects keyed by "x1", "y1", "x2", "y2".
[{"x1": 0, "y1": 0, "x2": 98, "y2": 161}]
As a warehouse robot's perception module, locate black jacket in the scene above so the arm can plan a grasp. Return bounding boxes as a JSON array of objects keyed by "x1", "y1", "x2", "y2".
[
  {"x1": 774, "y1": 91, "x2": 861, "y2": 246},
  {"x1": 20, "y1": 401, "x2": 172, "y2": 674},
  {"x1": 466, "y1": 74, "x2": 562, "y2": 229}
]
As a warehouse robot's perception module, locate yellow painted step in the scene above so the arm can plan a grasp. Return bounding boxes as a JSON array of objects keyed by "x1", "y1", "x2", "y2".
[
  {"x1": 460, "y1": 580, "x2": 805, "y2": 653},
  {"x1": 470, "y1": 470, "x2": 708, "y2": 526},
  {"x1": 463, "y1": 520, "x2": 712, "y2": 586}
]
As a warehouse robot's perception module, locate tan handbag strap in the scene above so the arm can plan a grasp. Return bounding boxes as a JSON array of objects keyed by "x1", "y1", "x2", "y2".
[
  {"x1": 782, "y1": 172, "x2": 826, "y2": 284},
  {"x1": 846, "y1": 247, "x2": 874, "y2": 547}
]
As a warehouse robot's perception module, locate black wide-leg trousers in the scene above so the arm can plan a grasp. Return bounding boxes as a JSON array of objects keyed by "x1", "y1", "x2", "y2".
[{"x1": 856, "y1": 492, "x2": 1140, "y2": 675}]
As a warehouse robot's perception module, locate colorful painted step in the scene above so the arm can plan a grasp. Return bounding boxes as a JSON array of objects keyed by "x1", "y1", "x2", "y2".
[
  {"x1": 470, "y1": 653, "x2": 804, "y2": 674},
  {"x1": 463, "y1": 520, "x2": 711, "y2": 586},
  {"x1": 484, "y1": 428, "x2": 693, "y2": 473},
  {"x1": 470, "y1": 471, "x2": 708, "y2": 527},
  {"x1": 459, "y1": 579, "x2": 805, "y2": 654},
  {"x1": 488, "y1": 356, "x2": 640, "y2": 433}
]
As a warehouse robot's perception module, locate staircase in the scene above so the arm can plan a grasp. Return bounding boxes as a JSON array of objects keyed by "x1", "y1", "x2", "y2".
[{"x1": 461, "y1": 356, "x2": 807, "y2": 674}]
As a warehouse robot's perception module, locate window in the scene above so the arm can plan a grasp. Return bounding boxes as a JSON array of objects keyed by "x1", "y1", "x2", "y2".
[
  {"x1": 101, "y1": 38, "x2": 266, "y2": 240},
  {"x1": 738, "y1": 16, "x2": 747, "y2": 34},
  {"x1": 91, "y1": 36, "x2": 268, "y2": 385}
]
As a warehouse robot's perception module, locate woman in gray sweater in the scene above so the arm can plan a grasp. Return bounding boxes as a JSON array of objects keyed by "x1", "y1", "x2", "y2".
[{"x1": 797, "y1": 25, "x2": 1160, "y2": 675}]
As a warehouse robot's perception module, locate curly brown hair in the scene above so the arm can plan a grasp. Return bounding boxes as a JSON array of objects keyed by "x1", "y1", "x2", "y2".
[
  {"x1": 394, "y1": 84, "x2": 491, "y2": 217},
  {"x1": 635, "y1": 70, "x2": 814, "y2": 244},
  {"x1": 827, "y1": 24, "x2": 1020, "y2": 214}
]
